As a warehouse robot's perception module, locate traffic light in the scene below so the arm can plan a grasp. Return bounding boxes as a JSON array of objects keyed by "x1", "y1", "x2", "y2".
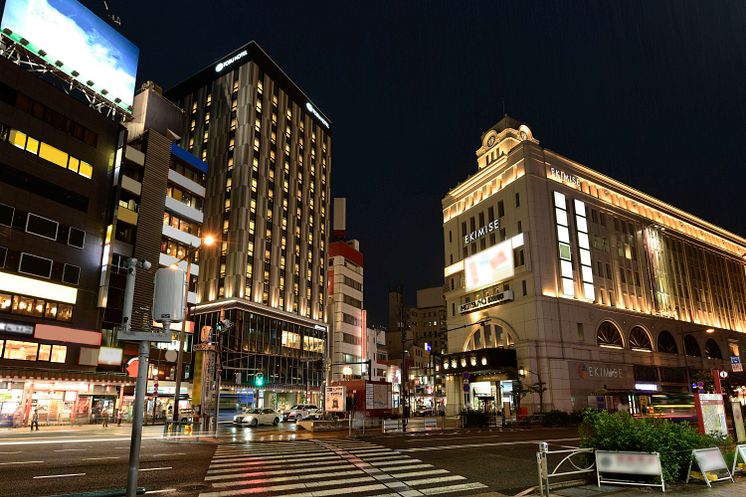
[{"x1": 254, "y1": 373, "x2": 264, "y2": 387}]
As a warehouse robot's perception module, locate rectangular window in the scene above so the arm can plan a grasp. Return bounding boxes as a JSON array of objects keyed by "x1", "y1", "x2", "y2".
[
  {"x1": 38, "y1": 142, "x2": 69, "y2": 168},
  {"x1": 515, "y1": 192, "x2": 520, "y2": 207},
  {"x1": 522, "y1": 280, "x2": 527, "y2": 296},
  {"x1": 50, "y1": 345, "x2": 67, "y2": 363},
  {"x1": 18, "y1": 252, "x2": 53, "y2": 279},
  {"x1": 3, "y1": 340, "x2": 38, "y2": 361},
  {"x1": 68, "y1": 227, "x2": 86, "y2": 248},
  {"x1": 25, "y1": 213, "x2": 58, "y2": 241},
  {"x1": 0, "y1": 203, "x2": 14, "y2": 227},
  {"x1": 0, "y1": 246, "x2": 5, "y2": 268},
  {"x1": 38, "y1": 344, "x2": 51, "y2": 361},
  {"x1": 498, "y1": 201, "x2": 505, "y2": 217},
  {"x1": 62, "y1": 264, "x2": 81, "y2": 285}
]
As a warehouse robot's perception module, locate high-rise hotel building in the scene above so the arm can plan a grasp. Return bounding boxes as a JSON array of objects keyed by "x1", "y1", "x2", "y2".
[
  {"x1": 441, "y1": 116, "x2": 746, "y2": 415},
  {"x1": 166, "y1": 42, "x2": 331, "y2": 409}
]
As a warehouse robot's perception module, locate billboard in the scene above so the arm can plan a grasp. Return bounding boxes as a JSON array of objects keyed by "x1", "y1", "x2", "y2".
[
  {"x1": 0, "y1": 0, "x2": 139, "y2": 112},
  {"x1": 464, "y1": 239, "x2": 514, "y2": 291},
  {"x1": 325, "y1": 386, "x2": 346, "y2": 412}
]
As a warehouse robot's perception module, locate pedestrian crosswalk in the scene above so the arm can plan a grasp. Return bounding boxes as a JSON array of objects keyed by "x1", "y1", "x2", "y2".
[{"x1": 200, "y1": 439, "x2": 488, "y2": 497}]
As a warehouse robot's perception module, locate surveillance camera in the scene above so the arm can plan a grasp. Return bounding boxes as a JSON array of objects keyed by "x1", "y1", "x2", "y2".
[{"x1": 141, "y1": 260, "x2": 152, "y2": 270}]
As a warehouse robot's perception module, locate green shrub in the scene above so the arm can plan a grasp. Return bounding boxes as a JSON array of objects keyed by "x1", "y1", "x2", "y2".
[
  {"x1": 543, "y1": 410, "x2": 570, "y2": 426},
  {"x1": 580, "y1": 410, "x2": 722, "y2": 482}
]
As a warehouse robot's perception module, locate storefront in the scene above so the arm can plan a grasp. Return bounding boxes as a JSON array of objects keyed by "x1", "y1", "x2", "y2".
[{"x1": 0, "y1": 368, "x2": 134, "y2": 426}]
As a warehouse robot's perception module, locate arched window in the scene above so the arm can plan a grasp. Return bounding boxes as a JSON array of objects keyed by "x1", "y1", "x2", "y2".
[
  {"x1": 657, "y1": 331, "x2": 678, "y2": 354},
  {"x1": 463, "y1": 324, "x2": 514, "y2": 351},
  {"x1": 629, "y1": 326, "x2": 652, "y2": 351},
  {"x1": 684, "y1": 335, "x2": 701, "y2": 357},
  {"x1": 597, "y1": 321, "x2": 623, "y2": 349},
  {"x1": 705, "y1": 338, "x2": 722, "y2": 359}
]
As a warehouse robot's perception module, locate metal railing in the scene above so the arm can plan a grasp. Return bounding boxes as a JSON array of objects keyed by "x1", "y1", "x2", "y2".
[{"x1": 536, "y1": 441, "x2": 595, "y2": 497}]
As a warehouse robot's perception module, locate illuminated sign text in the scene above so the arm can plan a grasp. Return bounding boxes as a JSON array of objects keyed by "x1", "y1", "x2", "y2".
[
  {"x1": 459, "y1": 290, "x2": 513, "y2": 314},
  {"x1": 549, "y1": 167, "x2": 580, "y2": 187},
  {"x1": 464, "y1": 219, "x2": 500, "y2": 245},
  {"x1": 215, "y1": 50, "x2": 248, "y2": 72},
  {"x1": 306, "y1": 102, "x2": 330, "y2": 128}
]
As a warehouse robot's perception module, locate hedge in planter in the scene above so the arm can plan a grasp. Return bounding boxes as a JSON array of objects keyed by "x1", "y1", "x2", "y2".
[{"x1": 579, "y1": 410, "x2": 724, "y2": 482}]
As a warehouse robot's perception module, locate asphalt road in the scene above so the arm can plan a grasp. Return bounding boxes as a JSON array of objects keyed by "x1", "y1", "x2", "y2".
[{"x1": 0, "y1": 423, "x2": 580, "y2": 497}]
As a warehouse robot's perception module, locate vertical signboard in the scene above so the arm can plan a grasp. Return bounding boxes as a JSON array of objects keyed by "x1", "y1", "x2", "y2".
[
  {"x1": 325, "y1": 386, "x2": 345, "y2": 412},
  {"x1": 695, "y1": 393, "x2": 728, "y2": 438}
]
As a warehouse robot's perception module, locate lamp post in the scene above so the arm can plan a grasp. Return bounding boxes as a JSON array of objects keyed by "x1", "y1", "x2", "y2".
[
  {"x1": 518, "y1": 366, "x2": 545, "y2": 414},
  {"x1": 171, "y1": 234, "x2": 215, "y2": 423}
]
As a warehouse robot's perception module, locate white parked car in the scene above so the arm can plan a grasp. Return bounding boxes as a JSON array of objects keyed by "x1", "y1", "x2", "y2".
[
  {"x1": 233, "y1": 408, "x2": 281, "y2": 427},
  {"x1": 282, "y1": 404, "x2": 318, "y2": 422}
]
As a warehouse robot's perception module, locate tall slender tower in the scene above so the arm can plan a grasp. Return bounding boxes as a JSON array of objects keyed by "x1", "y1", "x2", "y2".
[{"x1": 166, "y1": 41, "x2": 331, "y2": 409}]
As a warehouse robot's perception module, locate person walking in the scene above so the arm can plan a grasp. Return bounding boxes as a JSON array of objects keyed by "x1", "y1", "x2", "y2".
[
  {"x1": 102, "y1": 408, "x2": 109, "y2": 428},
  {"x1": 30, "y1": 408, "x2": 39, "y2": 431},
  {"x1": 116, "y1": 409, "x2": 123, "y2": 427}
]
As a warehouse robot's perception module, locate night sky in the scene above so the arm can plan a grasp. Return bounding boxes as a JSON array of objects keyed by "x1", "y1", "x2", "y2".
[{"x1": 99, "y1": 1, "x2": 746, "y2": 325}]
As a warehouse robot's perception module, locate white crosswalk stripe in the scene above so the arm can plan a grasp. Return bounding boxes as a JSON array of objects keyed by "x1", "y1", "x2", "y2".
[{"x1": 200, "y1": 440, "x2": 488, "y2": 497}]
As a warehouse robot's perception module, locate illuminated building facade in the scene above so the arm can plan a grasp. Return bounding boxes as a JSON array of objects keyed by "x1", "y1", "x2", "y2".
[
  {"x1": 328, "y1": 239, "x2": 365, "y2": 381},
  {"x1": 98, "y1": 82, "x2": 207, "y2": 417},
  {"x1": 442, "y1": 115, "x2": 746, "y2": 415},
  {"x1": 166, "y1": 41, "x2": 331, "y2": 410},
  {"x1": 0, "y1": 55, "x2": 128, "y2": 425}
]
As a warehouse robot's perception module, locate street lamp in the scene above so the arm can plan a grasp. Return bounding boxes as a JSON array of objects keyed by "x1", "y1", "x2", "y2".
[
  {"x1": 171, "y1": 234, "x2": 215, "y2": 423},
  {"x1": 518, "y1": 366, "x2": 546, "y2": 414}
]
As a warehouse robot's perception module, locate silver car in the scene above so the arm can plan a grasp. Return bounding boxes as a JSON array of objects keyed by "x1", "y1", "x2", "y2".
[
  {"x1": 233, "y1": 408, "x2": 281, "y2": 427},
  {"x1": 282, "y1": 404, "x2": 318, "y2": 422}
]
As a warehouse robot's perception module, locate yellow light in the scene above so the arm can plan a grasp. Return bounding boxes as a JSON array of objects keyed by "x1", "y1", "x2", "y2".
[
  {"x1": 203, "y1": 234, "x2": 216, "y2": 247},
  {"x1": 169, "y1": 264, "x2": 179, "y2": 270},
  {"x1": 706, "y1": 328, "x2": 715, "y2": 334}
]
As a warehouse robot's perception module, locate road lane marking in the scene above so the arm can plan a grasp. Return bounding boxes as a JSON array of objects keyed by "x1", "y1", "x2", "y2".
[
  {"x1": 149, "y1": 452, "x2": 186, "y2": 457},
  {"x1": 207, "y1": 459, "x2": 348, "y2": 473},
  {"x1": 390, "y1": 469, "x2": 450, "y2": 478},
  {"x1": 404, "y1": 475, "x2": 465, "y2": 486},
  {"x1": 145, "y1": 490, "x2": 177, "y2": 494},
  {"x1": 0, "y1": 460, "x2": 44, "y2": 465},
  {"x1": 139, "y1": 466, "x2": 173, "y2": 472},
  {"x1": 420, "y1": 482, "x2": 488, "y2": 495},
  {"x1": 0, "y1": 450, "x2": 21, "y2": 454},
  {"x1": 0, "y1": 435, "x2": 168, "y2": 446},
  {"x1": 266, "y1": 484, "x2": 389, "y2": 497},
  {"x1": 206, "y1": 463, "x2": 354, "y2": 480},
  {"x1": 211, "y1": 470, "x2": 366, "y2": 488},
  {"x1": 54, "y1": 448, "x2": 86, "y2": 452},
  {"x1": 82, "y1": 456, "x2": 121, "y2": 461},
  {"x1": 399, "y1": 437, "x2": 580, "y2": 452},
  {"x1": 33, "y1": 473, "x2": 86, "y2": 479}
]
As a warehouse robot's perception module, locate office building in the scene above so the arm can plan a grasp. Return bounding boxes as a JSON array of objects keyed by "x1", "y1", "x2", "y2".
[
  {"x1": 441, "y1": 115, "x2": 746, "y2": 415},
  {"x1": 98, "y1": 82, "x2": 208, "y2": 418},
  {"x1": 0, "y1": 55, "x2": 126, "y2": 425},
  {"x1": 166, "y1": 41, "x2": 331, "y2": 411},
  {"x1": 366, "y1": 326, "x2": 388, "y2": 382}
]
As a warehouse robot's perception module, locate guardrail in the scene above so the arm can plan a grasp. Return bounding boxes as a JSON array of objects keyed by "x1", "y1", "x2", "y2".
[
  {"x1": 536, "y1": 442, "x2": 595, "y2": 497},
  {"x1": 382, "y1": 417, "x2": 439, "y2": 433}
]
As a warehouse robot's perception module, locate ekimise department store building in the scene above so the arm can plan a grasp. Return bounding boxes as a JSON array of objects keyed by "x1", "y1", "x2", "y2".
[{"x1": 439, "y1": 116, "x2": 746, "y2": 415}]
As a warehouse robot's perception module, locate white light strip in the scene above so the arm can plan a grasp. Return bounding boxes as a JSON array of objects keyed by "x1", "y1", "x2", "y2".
[
  {"x1": 0, "y1": 271, "x2": 78, "y2": 304},
  {"x1": 444, "y1": 261, "x2": 464, "y2": 277}
]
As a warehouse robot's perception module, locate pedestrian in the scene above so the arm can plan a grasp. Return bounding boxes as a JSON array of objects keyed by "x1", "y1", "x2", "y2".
[
  {"x1": 102, "y1": 408, "x2": 109, "y2": 428},
  {"x1": 116, "y1": 409, "x2": 123, "y2": 427},
  {"x1": 30, "y1": 408, "x2": 39, "y2": 431}
]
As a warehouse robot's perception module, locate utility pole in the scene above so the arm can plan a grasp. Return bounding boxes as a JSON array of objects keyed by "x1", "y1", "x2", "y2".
[{"x1": 399, "y1": 287, "x2": 409, "y2": 426}]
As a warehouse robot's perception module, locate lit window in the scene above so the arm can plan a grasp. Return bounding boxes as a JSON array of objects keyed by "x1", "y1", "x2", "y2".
[
  {"x1": 50, "y1": 345, "x2": 67, "y2": 363},
  {"x1": 3, "y1": 340, "x2": 39, "y2": 361}
]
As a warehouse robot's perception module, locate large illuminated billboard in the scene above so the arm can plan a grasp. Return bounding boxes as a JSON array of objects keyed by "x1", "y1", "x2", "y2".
[
  {"x1": 464, "y1": 239, "x2": 514, "y2": 292},
  {"x1": 0, "y1": 0, "x2": 139, "y2": 112}
]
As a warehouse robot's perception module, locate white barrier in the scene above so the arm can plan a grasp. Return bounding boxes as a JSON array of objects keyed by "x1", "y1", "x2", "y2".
[
  {"x1": 536, "y1": 442, "x2": 595, "y2": 497},
  {"x1": 382, "y1": 419, "x2": 402, "y2": 433},
  {"x1": 595, "y1": 451, "x2": 665, "y2": 492},
  {"x1": 686, "y1": 447, "x2": 734, "y2": 488},
  {"x1": 381, "y1": 417, "x2": 438, "y2": 433},
  {"x1": 732, "y1": 444, "x2": 746, "y2": 475}
]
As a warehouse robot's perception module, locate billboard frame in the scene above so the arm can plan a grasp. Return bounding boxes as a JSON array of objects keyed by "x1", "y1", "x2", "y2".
[{"x1": 0, "y1": 29, "x2": 132, "y2": 120}]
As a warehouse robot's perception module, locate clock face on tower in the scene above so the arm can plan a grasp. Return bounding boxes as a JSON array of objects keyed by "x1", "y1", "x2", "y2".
[{"x1": 487, "y1": 136, "x2": 496, "y2": 146}]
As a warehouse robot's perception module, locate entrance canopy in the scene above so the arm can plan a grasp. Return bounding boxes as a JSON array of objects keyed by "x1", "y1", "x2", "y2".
[{"x1": 436, "y1": 348, "x2": 517, "y2": 376}]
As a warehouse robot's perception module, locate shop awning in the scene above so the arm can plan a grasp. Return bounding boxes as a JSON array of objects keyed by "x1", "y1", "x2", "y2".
[{"x1": 0, "y1": 368, "x2": 135, "y2": 385}]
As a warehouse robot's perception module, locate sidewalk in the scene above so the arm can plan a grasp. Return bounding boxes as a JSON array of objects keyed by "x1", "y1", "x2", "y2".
[{"x1": 549, "y1": 476, "x2": 746, "y2": 497}]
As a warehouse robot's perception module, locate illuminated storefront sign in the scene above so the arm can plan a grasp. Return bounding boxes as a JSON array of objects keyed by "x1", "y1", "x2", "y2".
[
  {"x1": 464, "y1": 219, "x2": 500, "y2": 245},
  {"x1": 215, "y1": 49, "x2": 248, "y2": 72},
  {"x1": 305, "y1": 102, "x2": 330, "y2": 128},
  {"x1": 459, "y1": 290, "x2": 514, "y2": 314},
  {"x1": 0, "y1": 319, "x2": 33, "y2": 335},
  {"x1": 464, "y1": 240, "x2": 514, "y2": 291},
  {"x1": 549, "y1": 167, "x2": 581, "y2": 188}
]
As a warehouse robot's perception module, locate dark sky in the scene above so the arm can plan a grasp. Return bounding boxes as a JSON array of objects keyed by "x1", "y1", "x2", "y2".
[{"x1": 101, "y1": 1, "x2": 746, "y2": 325}]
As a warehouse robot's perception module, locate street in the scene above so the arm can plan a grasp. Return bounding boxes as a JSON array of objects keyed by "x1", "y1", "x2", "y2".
[{"x1": 0, "y1": 421, "x2": 579, "y2": 497}]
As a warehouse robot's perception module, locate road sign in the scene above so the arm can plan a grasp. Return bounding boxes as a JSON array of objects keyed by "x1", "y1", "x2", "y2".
[{"x1": 732, "y1": 356, "x2": 743, "y2": 373}]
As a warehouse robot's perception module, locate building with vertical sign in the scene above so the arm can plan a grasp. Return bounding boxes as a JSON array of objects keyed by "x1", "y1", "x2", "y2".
[
  {"x1": 166, "y1": 41, "x2": 331, "y2": 410},
  {"x1": 441, "y1": 115, "x2": 746, "y2": 415},
  {"x1": 97, "y1": 82, "x2": 208, "y2": 417}
]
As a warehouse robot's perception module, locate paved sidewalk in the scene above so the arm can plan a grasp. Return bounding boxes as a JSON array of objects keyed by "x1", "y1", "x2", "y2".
[{"x1": 550, "y1": 476, "x2": 746, "y2": 497}]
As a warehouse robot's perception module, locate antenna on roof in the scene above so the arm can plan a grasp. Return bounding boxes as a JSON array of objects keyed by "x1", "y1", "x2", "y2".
[{"x1": 103, "y1": 1, "x2": 122, "y2": 26}]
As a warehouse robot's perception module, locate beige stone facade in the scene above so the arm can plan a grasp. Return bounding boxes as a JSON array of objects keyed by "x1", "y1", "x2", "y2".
[{"x1": 441, "y1": 116, "x2": 746, "y2": 415}]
